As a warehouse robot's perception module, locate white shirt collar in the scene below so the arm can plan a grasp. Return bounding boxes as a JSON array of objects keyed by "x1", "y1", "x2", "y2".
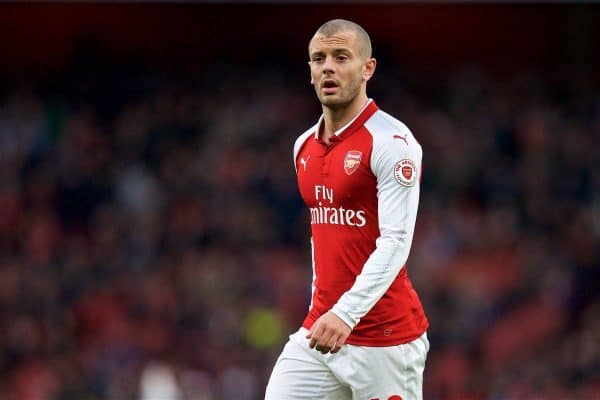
[{"x1": 314, "y1": 98, "x2": 373, "y2": 139}]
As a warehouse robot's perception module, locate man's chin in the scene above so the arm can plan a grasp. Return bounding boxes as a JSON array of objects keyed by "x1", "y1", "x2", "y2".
[{"x1": 318, "y1": 95, "x2": 348, "y2": 110}]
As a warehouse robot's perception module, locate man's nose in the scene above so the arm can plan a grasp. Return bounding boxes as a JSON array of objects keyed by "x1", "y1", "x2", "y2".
[{"x1": 322, "y1": 56, "x2": 335, "y2": 73}]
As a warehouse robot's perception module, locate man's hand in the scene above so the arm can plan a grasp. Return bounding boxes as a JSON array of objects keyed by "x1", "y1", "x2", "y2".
[{"x1": 306, "y1": 311, "x2": 352, "y2": 354}]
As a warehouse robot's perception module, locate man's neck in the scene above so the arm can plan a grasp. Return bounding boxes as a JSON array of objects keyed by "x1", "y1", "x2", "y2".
[{"x1": 321, "y1": 94, "x2": 369, "y2": 143}]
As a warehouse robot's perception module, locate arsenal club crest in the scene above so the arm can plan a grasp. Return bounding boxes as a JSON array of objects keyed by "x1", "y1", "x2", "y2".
[
  {"x1": 343, "y1": 150, "x2": 362, "y2": 175},
  {"x1": 394, "y1": 159, "x2": 417, "y2": 186}
]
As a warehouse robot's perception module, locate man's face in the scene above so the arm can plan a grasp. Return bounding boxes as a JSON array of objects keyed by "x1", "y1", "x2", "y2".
[{"x1": 308, "y1": 31, "x2": 369, "y2": 110}]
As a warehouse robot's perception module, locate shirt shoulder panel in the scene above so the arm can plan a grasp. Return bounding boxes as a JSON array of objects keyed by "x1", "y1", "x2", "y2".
[
  {"x1": 293, "y1": 123, "x2": 318, "y2": 172},
  {"x1": 364, "y1": 110, "x2": 422, "y2": 177}
]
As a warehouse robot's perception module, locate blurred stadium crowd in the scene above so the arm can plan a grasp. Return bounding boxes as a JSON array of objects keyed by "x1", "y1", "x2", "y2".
[{"x1": 0, "y1": 46, "x2": 599, "y2": 400}]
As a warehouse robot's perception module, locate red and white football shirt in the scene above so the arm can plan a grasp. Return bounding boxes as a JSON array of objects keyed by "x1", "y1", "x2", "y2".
[{"x1": 293, "y1": 99, "x2": 429, "y2": 346}]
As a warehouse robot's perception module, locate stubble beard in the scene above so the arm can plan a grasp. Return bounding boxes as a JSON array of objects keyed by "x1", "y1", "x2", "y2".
[{"x1": 316, "y1": 75, "x2": 363, "y2": 111}]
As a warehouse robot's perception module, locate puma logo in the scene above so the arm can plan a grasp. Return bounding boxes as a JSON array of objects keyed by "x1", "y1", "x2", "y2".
[
  {"x1": 393, "y1": 134, "x2": 408, "y2": 145},
  {"x1": 300, "y1": 155, "x2": 311, "y2": 172}
]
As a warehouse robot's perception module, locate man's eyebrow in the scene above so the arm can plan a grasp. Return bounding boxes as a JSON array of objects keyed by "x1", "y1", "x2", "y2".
[
  {"x1": 332, "y1": 48, "x2": 352, "y2": 54},
  {"x1": 310, "y1": 48, "x2": 352, "y2": 57}
]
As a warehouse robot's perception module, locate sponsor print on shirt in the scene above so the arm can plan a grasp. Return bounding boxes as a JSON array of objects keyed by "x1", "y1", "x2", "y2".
[{"x1": 310, "y1": 184, "x2": 366, "y2": 227}]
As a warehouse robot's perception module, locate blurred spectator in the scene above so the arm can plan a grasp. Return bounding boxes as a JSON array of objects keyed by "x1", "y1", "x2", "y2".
[{"x1": 138, "y1": 361, "x2": 183, "y2": 400}]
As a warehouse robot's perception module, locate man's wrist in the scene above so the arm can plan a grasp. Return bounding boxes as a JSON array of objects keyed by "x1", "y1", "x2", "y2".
[{"x1": 330, "y1": 306, "x2": 357, "y2": 330}]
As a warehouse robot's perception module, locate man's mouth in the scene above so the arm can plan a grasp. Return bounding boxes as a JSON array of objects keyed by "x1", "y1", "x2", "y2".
[{"x1": 321, "y1": 80, "x2": 340, "y2": 94}]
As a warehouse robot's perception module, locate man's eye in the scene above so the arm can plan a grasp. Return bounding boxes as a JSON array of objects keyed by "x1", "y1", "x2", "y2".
[{"x1": 337, "y1": 55, "x2": 348, "y2": 61}]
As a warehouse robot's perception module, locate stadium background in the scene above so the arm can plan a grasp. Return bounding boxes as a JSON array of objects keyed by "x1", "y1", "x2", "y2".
[{"x1": 0, "y1": 3, "x2": 598, "y2": 399}]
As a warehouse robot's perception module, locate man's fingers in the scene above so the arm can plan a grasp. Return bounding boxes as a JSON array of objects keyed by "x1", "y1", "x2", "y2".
[
  {"x1": 307, "y1": 324, "x2": 324, "y2": 347},
  {"x1": 325, "y1": 333, "x2": 346, "y2": 354},
  {"x1": 310, "y1": 323, "x2": 326, "y2": 338},
  {"x1": 315, "y1": 344, "x2": 330, "y2": 354},
  {"x1": 329, "y1": 331, "x2": 350, "y2": 354},
  {"x1": 326, "y1": 336, "x2": 338, "y2": 350},
  {"x1": 318, "y1": 331, "x2": 333, "y2": 350},
  {"x1": 308, "y1": 324, "x2": 333, "y2": 351},
  {"x1": 314, "y1": 332, "x2": 340, "y2": 354},
  {"x1": 330, "y1": 338, "x2": 345, "y2": 354}
]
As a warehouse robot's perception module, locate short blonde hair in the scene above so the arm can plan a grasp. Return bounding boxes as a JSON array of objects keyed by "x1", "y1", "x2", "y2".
[{"x1": 314, "y1": 19, "x2": 372, "y2": 59}]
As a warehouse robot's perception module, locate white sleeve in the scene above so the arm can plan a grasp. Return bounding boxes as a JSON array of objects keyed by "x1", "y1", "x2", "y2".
[{"x1": 330, "y1": 129, "x2": 422, "y2": 329}]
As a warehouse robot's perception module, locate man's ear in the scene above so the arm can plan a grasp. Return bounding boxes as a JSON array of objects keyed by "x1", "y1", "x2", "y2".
[{"x1": 363, "y1": 58, "x2": 377, "y2": 81}]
